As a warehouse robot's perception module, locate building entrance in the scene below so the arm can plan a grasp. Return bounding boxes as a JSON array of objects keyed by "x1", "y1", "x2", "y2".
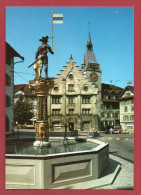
[
  {"x1": 69, "y1": 122, "x2": 74, "y2": 131},
  {"x1": 82, "y1": 121, "x2": 90, "y2": 131}
]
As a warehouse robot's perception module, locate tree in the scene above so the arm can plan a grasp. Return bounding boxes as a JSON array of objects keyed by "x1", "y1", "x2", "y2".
[{"x1": 14, "y1": 94, "x2": 34, "y2": 125}]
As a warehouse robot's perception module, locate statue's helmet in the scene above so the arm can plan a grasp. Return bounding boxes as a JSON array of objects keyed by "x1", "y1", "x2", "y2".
[{"x1": 39, "y1": 36, "x2": 49, "y2": 43}]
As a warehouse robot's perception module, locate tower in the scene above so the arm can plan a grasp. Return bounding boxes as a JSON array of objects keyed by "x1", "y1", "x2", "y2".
[
  {"x1": 81, "y1": 25, "x2": 102, "y2": 92},
  {"x1": 81, "y1": 23, "x2": 102, "y2": 130}
]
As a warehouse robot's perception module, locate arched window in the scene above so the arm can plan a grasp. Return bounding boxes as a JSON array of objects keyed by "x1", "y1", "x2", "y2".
[{"x1": 123, "y1": 115, "x2": 129, "y2": 121}]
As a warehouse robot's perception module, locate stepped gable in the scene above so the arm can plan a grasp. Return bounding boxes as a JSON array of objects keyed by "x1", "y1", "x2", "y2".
[
  {"x1": 53, "y1": 55, "x2": 98, "y2": 95},
  {"x1": 56, "y1": 55, "x2": 86, "y2": 81}
]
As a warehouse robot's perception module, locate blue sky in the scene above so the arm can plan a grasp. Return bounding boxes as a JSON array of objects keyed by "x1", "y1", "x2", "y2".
[{"x1": 6, "y1": 7, "x2": 134, "y2": 88}]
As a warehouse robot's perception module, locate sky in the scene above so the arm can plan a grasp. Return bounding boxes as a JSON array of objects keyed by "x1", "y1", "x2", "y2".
[{"x1": 6, "y1": 7, "x2": 134, "y2": 88}]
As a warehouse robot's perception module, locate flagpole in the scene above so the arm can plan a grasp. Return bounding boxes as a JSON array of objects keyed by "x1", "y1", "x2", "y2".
[{"x1": 52, "y1": 10, "x2": 53, "y2": 51}]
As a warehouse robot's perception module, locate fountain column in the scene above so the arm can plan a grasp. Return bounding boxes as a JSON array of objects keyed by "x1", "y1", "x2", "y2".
[{"x1": 30, "y1": 78, "x2": 54, "y2": 146}]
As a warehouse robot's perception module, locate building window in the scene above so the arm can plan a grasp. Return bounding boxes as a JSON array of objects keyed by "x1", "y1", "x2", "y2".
[
  {"x1": 52, "y1": 109, "x2": 60, "y2": 115},
  {"x1": 31, "y1": 90, "x2": 35, "y2": 94},
  {"x1": 6, "y1": 74, "x2": 11, "y2": 86},
  {"x1": 115, "y1": 112, "x2": 119, "y2": 118},
  {"x1": 131, "y1": 106, "x2": 134, "y2": 112},
  {"x1": 123, "y1": 115, "x2": 129, "y2": 121},
  {"x1": 124, "y1": 106, "x2": 128, "y2": 112},
  {"x1": 113, "y1": 104, "x2": 119, "y2": 109},
  {"x1": 82, "y1": 96, "x2": 91, "y2": 104},
  {"x1": 107, "y1": 112, "x2": 113, "y2": 118},
  {"x1": 127, "y1": 126, "x2": 133, "y2": 129},
  {"x1": 104, "y1": 94, "x2": 109, "y2": 99},
  {"x1": 69, "y1": 109, "x2": 74, "y2": 114},
  {"x1": 68, "y1": 96, "x2": 74, "y2": 104},
  {"x1": 68, "y1": 84, "x2": 74, "y2": 92},
  {"x1": 130, "y1": 115, "x2": 134, "y2": 120},
  {"x1": 103, "y1": 105, "x2": 107, "y2": 109},
  {"x1": 82, "y1": 109, "x2": 90, "y2": 114},
  {"x1": 82, "y1": 121, "x2": 90, "y2": 131},
  {"x1": 109, "y1": 121, "x2": 114, "y2": 126},
  {"x1": 52, "y1": 96, "x2": 61, "y2": 104},
  {"x1": 6, "y1": 115, "x2": 10, "y2": 132},
  {"x1": 103, "y1": 112, "x2": 107, "y2": 117},
  {"x1": 83, "y1": 86, "x2": 88, "y2": 92},
  {"x1": 109, "y1": 112, "x2": 114, "y2": 118},
  {"x1": 124, "y1": 101, "x2": 128, "y2": 105},
  {"x1": 126, "y1": 93, "x2": 130, "y2": 96},
  {"x1": 54, "y1": 86, "x2": 59, "y2": 92},
  {"x1": 6, "y1": 95, "x2": 11, "y2": 107},
  {"x1": 68, "y1": 73, "x2": 73, "y2": 80}
]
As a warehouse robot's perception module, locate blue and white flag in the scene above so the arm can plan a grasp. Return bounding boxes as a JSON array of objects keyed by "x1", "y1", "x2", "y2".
[{"x1": 53, "y1": 14, "x2": 63, "y2": 24}]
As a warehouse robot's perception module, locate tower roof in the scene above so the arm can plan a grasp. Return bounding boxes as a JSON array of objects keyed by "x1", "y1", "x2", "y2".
[
  {"x1": 84, "y1": 29, "x2": 98, "y2": 68},
  {"x1": 87, "y1": 32, "x2": 93, "y2": 50}
]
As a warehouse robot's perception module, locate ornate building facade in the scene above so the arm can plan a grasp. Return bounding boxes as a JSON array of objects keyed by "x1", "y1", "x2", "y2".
[{"x1": 47, "y1": 32, "x2": 102, "y2": 132}]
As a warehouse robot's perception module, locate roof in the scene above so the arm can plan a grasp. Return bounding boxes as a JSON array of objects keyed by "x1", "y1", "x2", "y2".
[
  {"x1": 82, "y1": 31, "x2": 99, "y2": 71},
  {"x1": 84, "y1": 49, "x2": 98, "y2": 64},
  {"x1": 6, "y1": 42, "x2": 24, "y2": 60},
  {"x1": 119, "y1": 85, "x2": 134, "y2": 98},
  {"x1": 14, "y1": 84, "x2": 36, "y2": 97},
  {"x1": 119, "y1": 95, "x2": 134, "y2": 101},
  {"x1": 102, "y1": 83, "x2": 124, "y2": 95}
]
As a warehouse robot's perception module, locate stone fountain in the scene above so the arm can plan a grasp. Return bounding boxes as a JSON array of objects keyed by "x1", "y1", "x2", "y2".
[{"x1": 5, "y1": 36, "x2": 109, "y2": 189}]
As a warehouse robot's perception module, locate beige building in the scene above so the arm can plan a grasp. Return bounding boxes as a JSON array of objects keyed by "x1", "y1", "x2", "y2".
[
  {"x1": 48, "y1": 55, "x2": 100, "y2": 132},
  {"x1": 47, "y1": 32, "x2": 102, "y2": 132},
  {"x1": 119, "y1": 86, "x2": 134, "y2": 133}
]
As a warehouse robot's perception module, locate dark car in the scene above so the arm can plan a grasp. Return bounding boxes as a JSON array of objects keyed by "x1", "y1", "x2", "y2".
[{"x1": 105, "y1": 129, "x2": 111, "y2": 134}]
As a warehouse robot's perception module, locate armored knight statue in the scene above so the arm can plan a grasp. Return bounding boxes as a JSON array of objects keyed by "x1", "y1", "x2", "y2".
[{"x1": 34, "y1": 36, "x2": 54, "y2": 78}]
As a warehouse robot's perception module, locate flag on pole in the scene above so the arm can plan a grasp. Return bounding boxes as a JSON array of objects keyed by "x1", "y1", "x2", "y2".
[{"x1": 53, "y1": 14, "x2": 63, "y2": 24}]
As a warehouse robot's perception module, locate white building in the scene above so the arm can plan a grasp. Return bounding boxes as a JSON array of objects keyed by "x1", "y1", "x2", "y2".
[
  {"x1": 6, "y1": 42, "x2": 24, "y2": 135},
  {"x1": 119, "y1": 86, "x2": 134, "y2": 133}
]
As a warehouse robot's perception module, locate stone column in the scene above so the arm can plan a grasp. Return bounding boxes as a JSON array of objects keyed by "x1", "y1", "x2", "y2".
[{"x1": 30, "y1": 78, "x2": 54, "y2": 146}]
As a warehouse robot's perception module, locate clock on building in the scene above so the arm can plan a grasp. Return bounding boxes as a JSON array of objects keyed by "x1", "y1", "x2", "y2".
[{"x1": 90, "y1": 73, "x2": 98, "y2": 82}]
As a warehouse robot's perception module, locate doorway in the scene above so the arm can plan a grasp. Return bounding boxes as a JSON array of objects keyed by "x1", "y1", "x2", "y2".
[{"x1": 69, "y1": 122, "x2": 74, "y2": 131}]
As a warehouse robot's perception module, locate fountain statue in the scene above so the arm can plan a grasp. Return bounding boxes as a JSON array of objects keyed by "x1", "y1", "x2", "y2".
[{"x1": 29, "y1": 36, "x2": 54, "y2": 146}]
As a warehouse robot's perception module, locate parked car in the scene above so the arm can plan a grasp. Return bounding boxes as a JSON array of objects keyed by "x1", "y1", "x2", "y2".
[
  {"x1": 112, "y1": 129, "x2": 119, "y2": 134},
  {"x1": 105, "y1": 129, "x2": 111, "y2": 134},
  {"x1": 122, "y1": 129, "x2": 129, "y2": 134}
]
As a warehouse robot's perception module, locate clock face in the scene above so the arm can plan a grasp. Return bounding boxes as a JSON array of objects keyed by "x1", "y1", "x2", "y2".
[{"x1": 90, "y1": 73, "x2": 98, "y2": 82}]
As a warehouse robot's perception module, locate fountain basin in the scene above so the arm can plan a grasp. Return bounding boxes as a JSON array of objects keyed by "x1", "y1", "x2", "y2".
[{"x1": 6, "y1": 137, "x2": 109, "y2": 189}]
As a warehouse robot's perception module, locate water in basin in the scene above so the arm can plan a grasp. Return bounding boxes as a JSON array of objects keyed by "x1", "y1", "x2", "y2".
[{"x1": 6, "y1": 139, "x2": 98, "y2": 155}]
